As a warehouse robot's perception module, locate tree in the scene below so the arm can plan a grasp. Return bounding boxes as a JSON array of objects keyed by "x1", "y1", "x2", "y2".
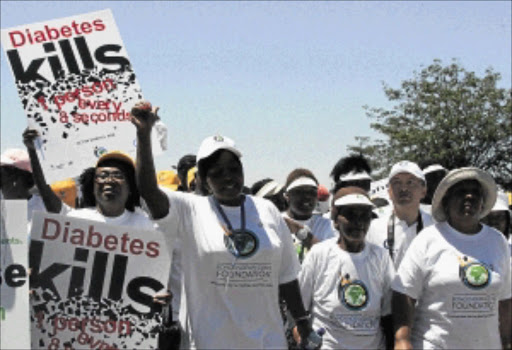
[{"x1": 348, "y1": 59, "x2": 512, "y2": 188}]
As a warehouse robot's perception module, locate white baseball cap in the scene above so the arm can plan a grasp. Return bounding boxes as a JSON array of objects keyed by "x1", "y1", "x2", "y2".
[
  {"x1": 197, "y1": 135, "x2": 242, "y2": 162},
  {"x1": 388, "y1": 161, "x2": 425, "y2": 183}
]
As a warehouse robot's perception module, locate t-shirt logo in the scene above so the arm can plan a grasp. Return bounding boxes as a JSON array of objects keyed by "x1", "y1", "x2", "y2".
[
  {"x1": 223, "y1": 229, "x2": 259, "y2": 259},
  {"x1": 458, "y1": 255, "x2": 491, "y2": 289},
  {"x1": 338, "y1": 274, "x2": 369, "y2": 310}
]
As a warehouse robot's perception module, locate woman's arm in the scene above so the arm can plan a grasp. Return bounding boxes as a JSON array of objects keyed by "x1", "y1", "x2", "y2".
[
  {"x1": 381, "y1": 315, "x2": 394, "y2": 350},
  {"x1": 499, "y1": 298, "x2": 512, "y2": 350},
  {"x1": 22, "y1": 128, "x2": 62, "y2": 213},
  {"x1": 279, "y1": 279, "x2": 314, "y2": 345},
  {"x1": 131, "y1": 102, "x2": 169, "y2": 219},
  {"x1": 392, "y1": 291, "x2": 416, "y2": 350}
]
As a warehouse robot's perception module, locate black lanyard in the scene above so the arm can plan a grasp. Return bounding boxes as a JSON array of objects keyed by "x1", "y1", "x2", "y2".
[
  {"x1": 387, "y1": 211, "x2": 423, "y2": 260},
  {"x1": 212, "y1": 195, "x2": 246, "y2": 235}
]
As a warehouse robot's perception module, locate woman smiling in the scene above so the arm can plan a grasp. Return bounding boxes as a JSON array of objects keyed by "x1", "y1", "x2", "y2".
[{"x1": 131, "y1": 102, "x2": 315, "y2": 349}]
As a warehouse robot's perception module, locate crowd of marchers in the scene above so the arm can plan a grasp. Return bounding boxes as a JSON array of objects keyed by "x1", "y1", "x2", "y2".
[{"x1": 0, "y1": 101, "x2": 510, "y2": 350}]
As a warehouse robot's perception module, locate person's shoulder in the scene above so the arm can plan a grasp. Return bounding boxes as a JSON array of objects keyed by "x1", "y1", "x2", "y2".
[
  {"x1": 482, "y1": 224, "x2": 510, "y2": 248},
  {"x1": 410, "y1": 222, "x2": 445, "y2": 250},
  {"x1": 309, "y1": 237, "x2": 338, "y2": 255},
  {"x1": 248, "y1": 195, "x2": 280, "y2": 215},
  {"x1": 311, "y1": 213, "x2": 332, "y2": 226},
  {"x1": 67, "y1": 207, "x2": 97, "y2": 219},
  {"x1": 366, "y1": 215, "x2": 388, "y2": 239},
  {"x1": 366, "y1": 240, "x2": 389, "y2": 257},
  {"x1": 419, "y1": 208, "x2": 435, "y2": 227}
]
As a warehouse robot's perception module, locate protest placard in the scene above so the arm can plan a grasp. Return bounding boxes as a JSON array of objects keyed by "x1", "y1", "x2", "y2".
[
  {"x1": 29, "y1": 211, "x2": 170, "y2": 349},
  {"x1": 0, "y1": 200, "x2": 30, "y2": 350},
  {"x1": 1, "y1": 9, "x2": 167, "y2": 183}
]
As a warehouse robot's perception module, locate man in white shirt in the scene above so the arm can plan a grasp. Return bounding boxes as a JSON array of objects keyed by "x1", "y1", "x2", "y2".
[{"x1": 366, "y1": 161, "x2": 434, "y2": 268}]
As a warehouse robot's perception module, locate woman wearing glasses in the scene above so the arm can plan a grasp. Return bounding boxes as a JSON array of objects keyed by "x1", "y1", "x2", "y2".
[
  {"x1": 131, "y1": 102, "x2": 316, "y2": 349},
  {"x1": 23, "y1": 129, "x2": 153, "y2": 230}
]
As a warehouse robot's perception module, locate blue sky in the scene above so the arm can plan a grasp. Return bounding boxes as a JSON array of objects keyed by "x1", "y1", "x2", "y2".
[{"x1": 1, "y1": 1, "x2": 511, "y2": 187}]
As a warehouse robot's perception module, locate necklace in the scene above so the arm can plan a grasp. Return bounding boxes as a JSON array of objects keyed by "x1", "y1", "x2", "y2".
[{"x1": 212, "y1": 195, "x2": 246, "y2": 257}]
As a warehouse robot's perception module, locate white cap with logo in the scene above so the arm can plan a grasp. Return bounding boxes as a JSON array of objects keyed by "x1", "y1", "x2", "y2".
[
  {"x1": 197, "y1": 135, "x2": 242, "y2": 162},
  {"x1": 388, "y1": 160, "x2": 425, "y2": 183}
]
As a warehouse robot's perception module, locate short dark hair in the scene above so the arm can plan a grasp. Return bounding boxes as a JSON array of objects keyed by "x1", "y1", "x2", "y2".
[
  {"x1": 251, "y1": 178, "x2": 274, "y2": 195},
  {"x1": 0, "y1": 165, "x2": 34, "y2": 189},
  {"x1": 177, "y1": 154, "x2": 196, "y2": 191}
]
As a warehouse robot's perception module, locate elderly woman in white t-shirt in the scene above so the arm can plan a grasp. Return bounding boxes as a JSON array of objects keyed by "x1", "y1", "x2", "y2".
[
  {"x1": 131, "y1": 102, "x2": 316, "y2": 349},
  {"x1": 392, "y1": 168, "x2": 511, "y2": 350},
  {"x1": 297, "y1": 186, "x2": 395, "y2": 350}
]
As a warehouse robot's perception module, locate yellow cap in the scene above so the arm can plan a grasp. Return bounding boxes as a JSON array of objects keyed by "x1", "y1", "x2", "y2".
[
  {"x1": 96, "y1": 151, "x2": 135, "y2": 168},
  {"x1": 157, "y1": 170, "x2": 180, "y2": 191},
  {"x1": 51, "y1": 178, "x2": 77, "y2": 208},
  {"x1": 187, "y1": 166, "x2": 197, "y2": 188}
]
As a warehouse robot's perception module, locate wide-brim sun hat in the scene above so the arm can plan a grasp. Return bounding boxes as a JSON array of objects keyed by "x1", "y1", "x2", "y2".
[
  {"x1": 431, "y1": 167, "x2": 497, "y2": 222},
  {"x1": 197, "y1": 135, "x2": 242, "y2": 162}
]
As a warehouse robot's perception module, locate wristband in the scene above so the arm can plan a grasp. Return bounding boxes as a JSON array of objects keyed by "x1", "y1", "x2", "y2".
[{"x1": 294, "y1": 313, "x2": 310, "y2": 323}]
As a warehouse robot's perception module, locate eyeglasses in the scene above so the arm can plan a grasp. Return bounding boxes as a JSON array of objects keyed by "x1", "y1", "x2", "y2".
[{"x1": 95, "y1": 171, "x2": 126, "y2": 183}]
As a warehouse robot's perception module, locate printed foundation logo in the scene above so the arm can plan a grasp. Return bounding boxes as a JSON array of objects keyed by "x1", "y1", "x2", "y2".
[
  {"x1": 223, "y1": 229, "x2": 259, "y2": 259},
  {"x1": 451, "y1": 294, "x2": 496, "y2": 316},
  {"x1": 338, "y1": 274, "x2": 369, "y2": 311},
  {"x1": 458, "y1": 256, "x2": 491, "y2": 290},
  {"x1": 331, "y1": 314, "x2": 379, "y2": 334}
]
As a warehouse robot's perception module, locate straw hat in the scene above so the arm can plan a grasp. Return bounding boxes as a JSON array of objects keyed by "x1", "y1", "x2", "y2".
[{"x1": 431, "y1": 167, "x2": 497, "y2": 222}]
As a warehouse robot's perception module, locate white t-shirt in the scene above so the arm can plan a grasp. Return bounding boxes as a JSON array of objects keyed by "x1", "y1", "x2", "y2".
[
  {"x1": 283, "y1": 212, "x2": 338, "y2": 241},
  {"x1": 366, "y1": 209, "x2": 434, "y2": 268},
  {"x1": 392, "y1": 222, "x2": 512, "y2": 350},
  {"x1": 154, "y1": 192, "x2": 300, "y2": 349},
  {"x1": 61, "y1": 206, "x2": 155, "y2": 231},
  {"x1": 299, "y1": 239, "x2": 395, "y2": 350},
  {"x1": 28, "y1": 194, "x2": 46, "y2": 222}
]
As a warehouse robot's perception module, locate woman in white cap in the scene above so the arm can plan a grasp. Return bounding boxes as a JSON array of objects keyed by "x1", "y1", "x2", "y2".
[
  {"x1": 297, "y1": 186, "x2": 395, "y2": 349},
  {"x1": 392, "y1": 167, "x2": 511, "y2": 350},
  {"x1": 131, "y1": 102, "x2": 315, "y2": 349}
]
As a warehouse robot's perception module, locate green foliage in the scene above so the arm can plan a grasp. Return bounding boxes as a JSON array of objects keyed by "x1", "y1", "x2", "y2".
[{"x1": 348, "y1": 59, "x2": 512, "y2": 188}]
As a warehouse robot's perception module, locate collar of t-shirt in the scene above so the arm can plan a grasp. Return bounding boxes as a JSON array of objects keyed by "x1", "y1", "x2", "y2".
[
  {"x1": 338, "y1": 241, "x2": 369, "y2": 262},
  {"x1": 102, "y1": 209, "x2": 131, "y2": 226},
  {"x1": 282, "y1": 212, "x2": 313, "y2": 227},
  {"x1": 444, "y1": 221, "x2": 485, "y2": 242},
  {"x1": 394, "y1": 210, "x2": 425, "y2": 230}
]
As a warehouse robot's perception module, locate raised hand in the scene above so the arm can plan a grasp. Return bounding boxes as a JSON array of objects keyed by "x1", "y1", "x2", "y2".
[
  {"x1": 22, "y1": 128, "x2": 39, "y2": 151},
  {"x1": 130, "y1": 101, "x2": 160, "y2": 134}
]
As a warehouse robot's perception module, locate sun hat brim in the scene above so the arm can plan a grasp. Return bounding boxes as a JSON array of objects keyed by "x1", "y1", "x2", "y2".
[{"x1": 431, "y1": 167, "x2": 497, "y2": 222}]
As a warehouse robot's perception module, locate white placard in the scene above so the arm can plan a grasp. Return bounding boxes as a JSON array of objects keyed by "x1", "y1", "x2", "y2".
[
  {"x1": 29, "y1": 211, "x2": 170, "y2": 349},
  {"x1": 1, "y1": 200, "x2": 30, "y2": 350},
  {"x1": 1, "y1": 9, "x2": 166, "y2": 183}
]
